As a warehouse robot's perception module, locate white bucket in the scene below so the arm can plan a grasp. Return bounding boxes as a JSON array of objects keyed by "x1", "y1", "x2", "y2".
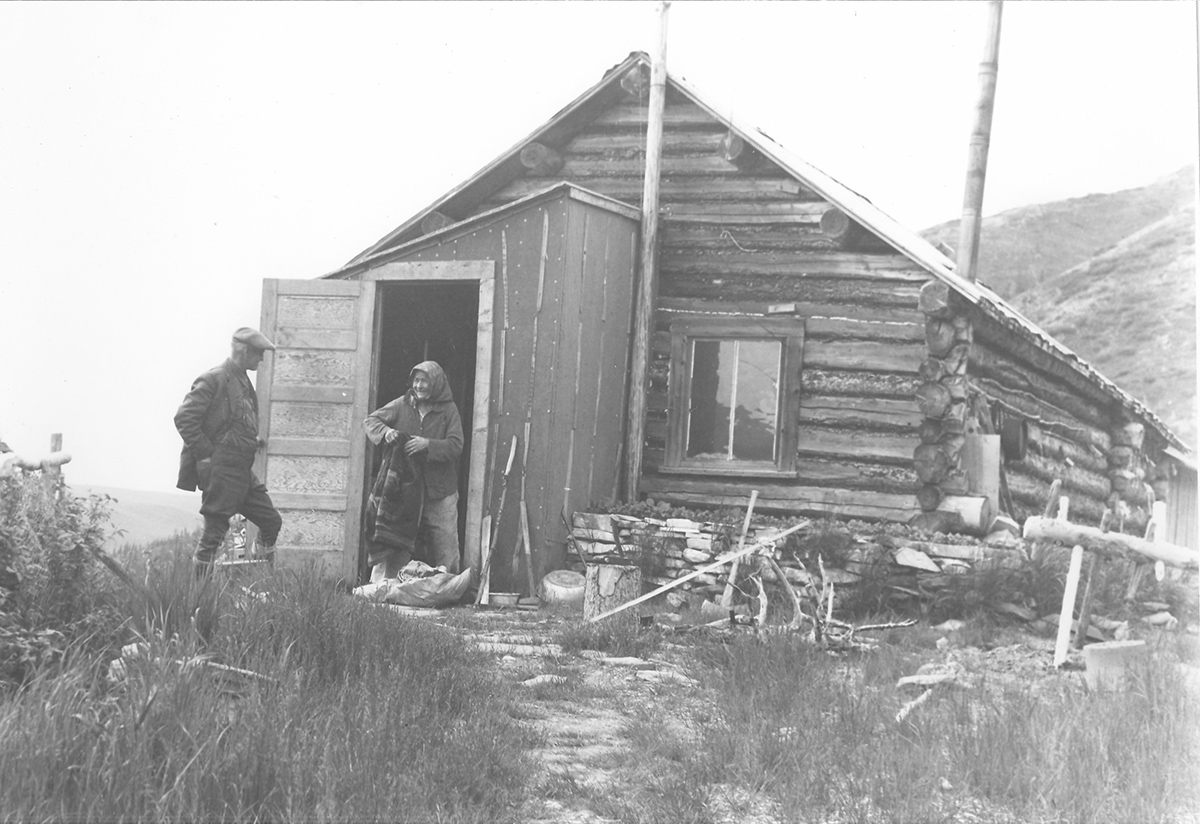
[{"x1": 1082, "y1": 640, "x2": 1148, "y2": 692}]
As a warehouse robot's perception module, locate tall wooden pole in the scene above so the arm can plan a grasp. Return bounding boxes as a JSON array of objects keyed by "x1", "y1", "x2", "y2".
[
  {"x1": 956, "y1": 0, "x2": 1003, "y2": 283},
  {"x1": 624, "y1": 1, "x2": 670, "y2": 501}
]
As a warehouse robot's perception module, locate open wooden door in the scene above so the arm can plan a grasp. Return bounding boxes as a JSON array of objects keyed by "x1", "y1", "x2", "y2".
[{"x1": 256, "y1": 278, "x2": 376, "y2": 582}]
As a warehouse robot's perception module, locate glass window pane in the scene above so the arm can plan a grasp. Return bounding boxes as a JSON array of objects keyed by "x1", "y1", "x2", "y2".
[
  {"x1": 686, "y1": 338, "x2": 780, "y2": 462},
  {"x1": 732, "y1": 340, "x2": 781, "y2": 461}
]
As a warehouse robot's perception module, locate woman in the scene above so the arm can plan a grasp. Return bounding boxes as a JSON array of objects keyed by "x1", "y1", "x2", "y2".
[{"x1": 363, "y1": 361, "x2": 464, "y2": 576}]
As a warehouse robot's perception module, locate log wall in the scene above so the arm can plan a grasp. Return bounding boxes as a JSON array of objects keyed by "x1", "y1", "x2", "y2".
[
  {"x1": 478, "y1": 88, "x2": 928, "y2": 522},
  {"x1": 968, "y1": 309, "x2": 1164, "y2": 533}
]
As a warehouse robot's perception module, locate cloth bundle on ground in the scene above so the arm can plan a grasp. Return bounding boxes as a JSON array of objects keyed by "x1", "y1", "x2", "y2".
[
  {"x1": 363, "y1": 436, "x2": 423, "y2": 568},
  {"x1": 353, "y1": 560, "x2": 472, "y2": 607}
]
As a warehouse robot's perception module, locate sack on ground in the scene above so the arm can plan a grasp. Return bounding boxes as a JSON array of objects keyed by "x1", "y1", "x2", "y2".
[{"x1": 353, "y1": 560, "x2": 471, "y2": 607}]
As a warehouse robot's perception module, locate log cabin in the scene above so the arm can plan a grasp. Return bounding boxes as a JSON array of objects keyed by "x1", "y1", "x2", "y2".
[{"x1": 251, "y1": 52, "x2": 1195, "y2": 586}]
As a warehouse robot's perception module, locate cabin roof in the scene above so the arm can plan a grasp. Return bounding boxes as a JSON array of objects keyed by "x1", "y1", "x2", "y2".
[
  {"x1": 340, "y1": 51, "x2": 1187, "y2": 452},
  {"x1": 326, "y1": 181, "x2": 638, "y2": 276}
]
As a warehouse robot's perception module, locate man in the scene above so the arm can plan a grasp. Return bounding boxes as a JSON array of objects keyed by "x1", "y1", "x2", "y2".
[
  {"x1": 363, "y1": 361, "x2": 463, "y2": 574},
  {"x1": 175, "y1": 327, "x2": 282, "y2": 577}
]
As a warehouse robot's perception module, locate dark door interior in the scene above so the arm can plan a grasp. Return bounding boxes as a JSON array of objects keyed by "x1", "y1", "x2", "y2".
[{"x1": 368, "y1": 281, "x2": 479, "y2": 572}]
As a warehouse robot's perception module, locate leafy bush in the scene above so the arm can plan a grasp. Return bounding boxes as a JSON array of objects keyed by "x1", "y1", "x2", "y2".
[{"x1": 1, "y1": 475, "x2": 119, "y2": 685}]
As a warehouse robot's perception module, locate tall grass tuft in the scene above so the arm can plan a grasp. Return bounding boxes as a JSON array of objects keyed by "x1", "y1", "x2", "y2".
[
  {"x1": 649, "y1": 632, "x2": 1200, "y2": 823},
  {"x1": 0, "y1": 561, "x2": 534, "y2": 823}
]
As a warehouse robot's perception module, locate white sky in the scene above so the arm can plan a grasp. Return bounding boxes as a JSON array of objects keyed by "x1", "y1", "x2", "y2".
[{"x1": 1, "y1": 1, "x2": 1197, "y2": 492}]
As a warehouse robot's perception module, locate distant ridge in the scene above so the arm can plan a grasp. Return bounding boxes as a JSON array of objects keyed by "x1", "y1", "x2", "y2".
[
  {"x1": 75, "y1": 485, "x2": 199, "y2": 549},
  {"x1": 923, "y1": 166, "x2": 1197, "y2": 449}
]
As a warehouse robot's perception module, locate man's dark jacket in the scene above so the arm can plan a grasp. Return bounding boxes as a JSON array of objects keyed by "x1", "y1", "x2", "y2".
[{"x1": 174, "y1": 359, "x2": 261, "y2": 491}]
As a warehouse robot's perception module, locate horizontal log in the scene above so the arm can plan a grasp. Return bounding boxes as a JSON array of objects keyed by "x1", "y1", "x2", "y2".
[
  {"x1": 804, "y1": 339, "x2": 923, "y2": 374},
  {"x1": 970, "y1": 342, "x2": 1112, "y2": 431},
  {"x1": 590, "y1": 102, "x2": 723, "y2": 129},
  {"x1": 489, "y1": 175, "x2": 811, "y2": 205},
  {"x1": 805, "y1": 317, "x2": 924, "y2": 342},
  {"x1": 663, "y1": 212, "x2": 830, "y2": 227},
  {"x1": 1005, "y1": 468, "x2": 1105, "y2": 525},
  {"x1": 797, "y1": 425, "x2": 915, "y2": 463},
  {"x1": 800, "y1": 395, "x2": 923, "y2": 430},
  {"x1": 660, "y1": 272, "x2": 921, "y2": 307},
  {"x1": 566, "y1": 131, "x2": 725, "y2": 155},
  {"x1": 663, "y1": 201, "x2": 839, "y2": 218},
  {"x1": 972, "y1": 376, "x2": 1112, "y2": 451},
  {"x1": 792, "y1": 457, "x2": 919, "y2": 492},
  {"x1": 553, "y1": 156, "x2": 744, "y2": 178},
  {"x1": 660, "y1": 250, "x2": 931, "y2": 281},
  {"x1": 639, "y1": 474, "x2": 918, "y2": 521},
  {"x1": 1023, "y1": 516, "x2": 1199, "y2": 568},
  {"x1": 801, "y1": 369, "x2": 921, "y2": 399},
  {"x1": 662, "y1": 224, "x2": 844, "y2": 251},
  {"x1": 1010, "y1": 449, "x2": 1110, "y2": 500},
  {"x1": 656, "y1": 296, "x2": 924, "y2": 326},
  {"x1": 970, "y1": 312, "x2": 1121, "y2": 412}
]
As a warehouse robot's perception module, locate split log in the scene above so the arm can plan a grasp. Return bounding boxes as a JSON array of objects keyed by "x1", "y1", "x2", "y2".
[
  {"x1": 819, "y1": 207, "x2": 852, "y2": 241},
  {"x1": 1022, "y1": 516, "x2": 1199, "y2": 568},
  {"x1": 936, "y1": 495, "x2": 992, "y2": 535},
  {"x1": 419, "y1": 211, "x2": 455, "y2": 235},
  {"x1": 520, "y1": 142, "x2": 564, "y2": 175},
  {"x1": 919, "y1": 419, "x2": 945, "y2": 444},
  {"x1": 917, "y1": 484, "x2": 942, "y2": 512},
  {"x1": 916, "y1": 382, "x2": 952, "y2": 419},
  {"x1": 1112, "y1": 422, "x2": 1145, "y2": 450},
  {"x1": 1107, "y1": 445, "x2": 1138, "y2": 469},
  {"x1": 619, "y1": 65, "x2": 649, "y2": 99},
  {"x1": 939, "y1": 469, "x2": 970, "y2": 496},
  {"x1": 720, "y1": 131, "x2": 767, "y2": 170},
  {"x1": 918, "y1": 280, "x2": 954, "y2": 319},
  {"x1": 914, "y1": 443, "x2": 951, "y2": 484},
  {"x1": 584, "y1": 563, "x2": 642, "y2": 630},
  {"x1": 925, "y1": 318, "x2": 958, "y2": 357}
]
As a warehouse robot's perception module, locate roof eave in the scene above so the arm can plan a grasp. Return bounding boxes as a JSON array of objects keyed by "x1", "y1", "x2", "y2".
[{"x1": 343, "y1": 52, "x2": 650, "y2": 267}]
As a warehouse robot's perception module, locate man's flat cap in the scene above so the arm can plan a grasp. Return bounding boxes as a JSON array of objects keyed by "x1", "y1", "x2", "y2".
[{"x1": 232, "y1": 327, "x2": 276, "y2": 351}]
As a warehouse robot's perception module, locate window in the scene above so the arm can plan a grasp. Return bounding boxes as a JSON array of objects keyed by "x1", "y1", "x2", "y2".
[{"x1": 665, "y1": 319, "x2": 803, "y2": 475}]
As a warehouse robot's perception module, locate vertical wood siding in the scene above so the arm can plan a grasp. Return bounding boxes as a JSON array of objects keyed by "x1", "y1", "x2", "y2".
[{"x1": 392, "y1": 192, "x2": 636, "y2": 588}]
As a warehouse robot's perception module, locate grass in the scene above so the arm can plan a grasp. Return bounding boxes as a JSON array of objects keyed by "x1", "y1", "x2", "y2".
[
  {"x1": 0, "y1": 536, "x2": 534, "y2": 823},
  {"x1": 589, "y1": 629, "x2": 1200, "y2": 824}
]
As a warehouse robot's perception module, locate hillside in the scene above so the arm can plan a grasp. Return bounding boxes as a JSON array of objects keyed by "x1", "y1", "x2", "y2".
[
  {"x1": 923, "y1": 166, "x2": 1197, "y2": 448},
  {"x1": 923, "y1": 166, "x2": 1194, "y2": 297},
  {"x1": 75, "y1": 485, "x2": 200, "y2": 549}
]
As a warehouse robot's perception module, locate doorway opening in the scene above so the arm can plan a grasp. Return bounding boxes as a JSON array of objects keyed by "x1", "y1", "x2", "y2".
[{"x1": 367, "y1": 280, "x2": 479, "y2": 576}]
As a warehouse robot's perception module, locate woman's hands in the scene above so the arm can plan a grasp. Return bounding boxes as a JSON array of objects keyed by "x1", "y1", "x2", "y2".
[{"x1": 385, "y1": 429, "x2": 429, "y2": 456}]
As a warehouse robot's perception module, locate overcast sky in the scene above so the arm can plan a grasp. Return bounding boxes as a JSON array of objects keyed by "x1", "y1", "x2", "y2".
[{"x1": 1, "y1": 1, "x2": 1196, "y2": 493}]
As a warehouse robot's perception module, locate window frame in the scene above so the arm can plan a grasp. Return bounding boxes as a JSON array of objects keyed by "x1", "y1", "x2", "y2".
[{"x1": 663, "y1": 318, "x2": 804, "y2": 477}]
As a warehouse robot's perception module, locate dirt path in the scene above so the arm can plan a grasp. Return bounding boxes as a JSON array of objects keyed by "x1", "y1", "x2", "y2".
[{"x1": 395, "y1": 606, "x2": 714, "y2": 824}]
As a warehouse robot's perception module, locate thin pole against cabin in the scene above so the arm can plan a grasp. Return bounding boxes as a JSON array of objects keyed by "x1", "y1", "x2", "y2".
[
  {"x1": 624, "y1": 1, "x2": 670, "y2": 501},
  {"x1": 956, "y1": 0, "x2": 1003, "y2": 283}
]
